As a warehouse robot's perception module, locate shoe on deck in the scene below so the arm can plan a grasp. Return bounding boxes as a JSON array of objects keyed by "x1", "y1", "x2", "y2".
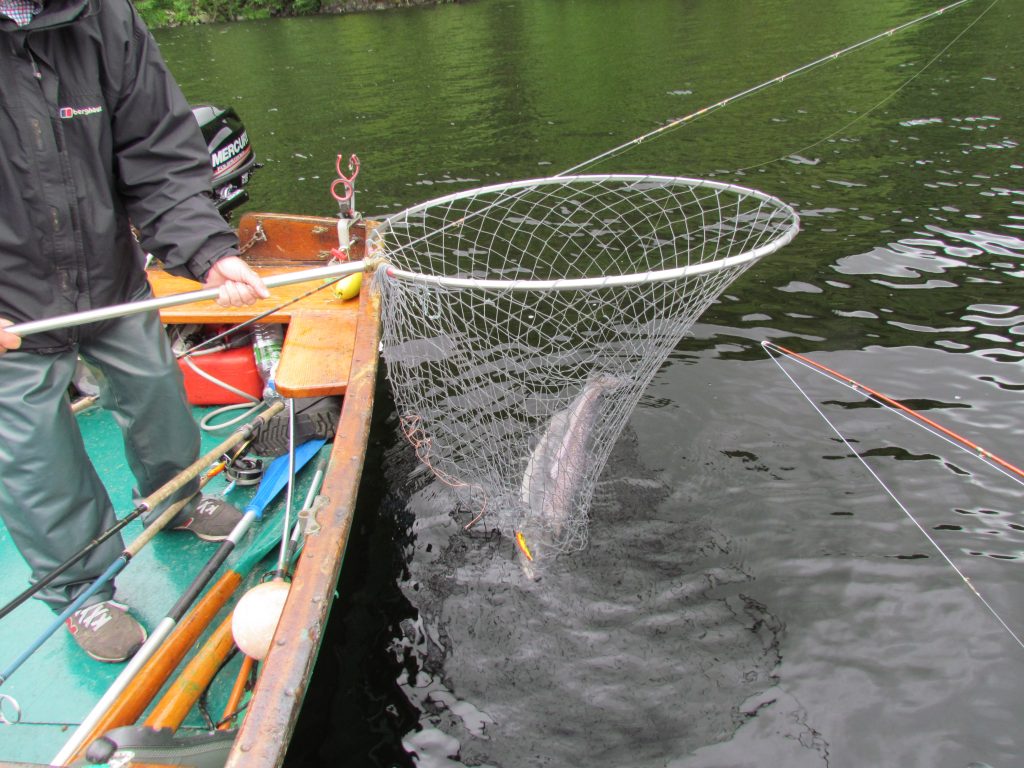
[
  {"x1": 250, "y1": 396, "x2": 341, "y2": 457},
  {"x1": 169, "y1": 495, "x2": 244, "y2": 542},
  {"x1": 66, "y1": 600, "x2": 147, "y2": 663}
]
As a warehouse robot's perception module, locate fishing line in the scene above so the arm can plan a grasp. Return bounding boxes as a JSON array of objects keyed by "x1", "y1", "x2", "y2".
[
  {"x1": 365, "y1": 1, "x2": 982, "y2": 272},
  {"x1": 763, "y1": 341, "x2": 1024, "y2": 488},
  {"x1": 735, "y1": 0, "x2": 1000, "y2": 175},
  {"x1": 172, "y1": 270, "x2": 351, "y2": 431},
  {"x1": 560, "y1": 0, "x2": 978, "y2": 177},
  {"x1": 7, "y1": 4, "x2": 978, "y2": 343},
  {"x1": 178, "y1": 273, "x2": 347, "y2": 360},
  {"x1": 762, "y1": 342, "x2": 1024, "y2": 652}
]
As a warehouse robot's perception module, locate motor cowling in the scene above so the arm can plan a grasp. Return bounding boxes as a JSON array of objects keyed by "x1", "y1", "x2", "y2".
[{"x1": 191, "y1": 104, "x2": 258, "y2": 220}]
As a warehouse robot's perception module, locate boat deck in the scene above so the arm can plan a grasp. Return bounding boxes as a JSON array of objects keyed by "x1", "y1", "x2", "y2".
[
  {"x1": 150, "y1": 213, "x2": 370, "y2": 399},
  {"x1": 1, "y1": 213, "x2": 381, "y2": 767},
  {"x1": 0, "y1": 405, "x2": 327, "y2": 765}
]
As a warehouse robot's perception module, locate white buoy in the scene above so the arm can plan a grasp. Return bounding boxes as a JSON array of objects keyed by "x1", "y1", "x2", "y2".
[{"x1": 231, "y1": 580, "x2": 290, "y2": 660}]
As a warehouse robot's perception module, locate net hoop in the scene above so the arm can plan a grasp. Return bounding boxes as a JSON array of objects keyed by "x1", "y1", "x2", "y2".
[
  {"x1": 371, "y1": 173, "x2": 800, "y2": 568},
  {"x1": 371, "y1": 174, "x2": 799, "y2": 290}
]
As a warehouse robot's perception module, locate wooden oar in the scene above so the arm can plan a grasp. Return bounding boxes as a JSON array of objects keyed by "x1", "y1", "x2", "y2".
[
  {"x1": 0, "y1": 402, "x2": 280, "y2": 622},
  {"x1": 52, "y1": 438, "x2": 325, "y2": 766},
  {"x1": 56, "y1": 497, "x2": 297, "y2": 762}
]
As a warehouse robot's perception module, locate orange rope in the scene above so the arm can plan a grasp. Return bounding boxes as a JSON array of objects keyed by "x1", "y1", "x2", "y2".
[
  {"x1": 219, "y1": 655, "x2": 255, "y2": 730},
  {"x1": 399, "y1": 414, "x2": 490, "y2": 529}
]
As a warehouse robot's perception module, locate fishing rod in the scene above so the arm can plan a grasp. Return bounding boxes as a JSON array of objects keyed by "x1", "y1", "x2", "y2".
[
  {"x1": 52, "y1": 439, "x2": 325, "y2": 766},
  {"x1": 0, "y1": 465, "x2": 211, "y2": 622},
  {"x1": 361, "y1": 0, "x2": 986, "y2": 284},
  {"x1": 141, "y1": 606, "x2": 237, "y2": 733},
  {"x1": 282, "y1": 455, "x2": 329, "y2": 568},
  {"x1": 0, "y1": 2, "x2": 980, "y2": 340},
  {"x1": 207, "y1": 461, "x2": 327, "y2": 734},
  {"x1": 274, "y1": 399, "x2": 301, "y2": 577},
  {"x1": 0, "y1": 405, "x2": 288, "y2": 687},
  {"x1": 762, "y1": 341, "x2": 1024, "y2": 486},
  {"x1": 176, "y1": 274, "x2": 359, "y2": 430},
  {"x1": 0, "y1": 405, "x2": 277, "y2": 622},
  {"x1": 762, "y1": 341, "x2": 1024, "y2": 652},
  {"x1": 53, "y1": 496, "x2": 301, "y2": 760},
  {"x1": 177, "y1": 270, "x2": 356, "y2": 360},
  {"x1": 140, "y1": 455, "x2": 331, "y2": 744},
  {"x1": 561, "y1": 0, "x2": 977, "y2": 176},
  {"x1": 734, "y1": 0, "x2": 998, "y2": 175}
]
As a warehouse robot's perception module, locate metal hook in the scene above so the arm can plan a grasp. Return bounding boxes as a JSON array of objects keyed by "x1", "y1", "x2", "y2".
[
  {"x1": 0, "y1": 693, "x2": 22, "y2": 725},
  {"x1": 330, "y1": 153, "x2": 360, "y2": 212}
]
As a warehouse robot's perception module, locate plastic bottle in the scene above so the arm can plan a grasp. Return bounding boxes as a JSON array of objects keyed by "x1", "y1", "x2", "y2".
[{"x1": 251, "y1": 323, "x2": 284, "y2": 401}]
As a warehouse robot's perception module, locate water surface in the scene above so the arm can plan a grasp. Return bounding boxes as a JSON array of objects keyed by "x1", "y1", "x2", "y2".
[{"x1": 159, "y1": 1, "x2": 1024, "y2": 765}]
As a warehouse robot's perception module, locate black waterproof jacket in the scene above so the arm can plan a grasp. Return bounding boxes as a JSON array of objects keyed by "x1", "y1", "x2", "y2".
[{"x1": 0, "y1": 0, "x2": 237, "y2": 352}]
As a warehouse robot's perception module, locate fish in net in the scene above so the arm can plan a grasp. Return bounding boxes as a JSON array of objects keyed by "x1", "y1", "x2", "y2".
[
  {"x1": 5, "y1": 173, "x2": 797, "y2": 581},
  {"x1": 370, "y1": 174, "x2": 799, "y2": 578}
]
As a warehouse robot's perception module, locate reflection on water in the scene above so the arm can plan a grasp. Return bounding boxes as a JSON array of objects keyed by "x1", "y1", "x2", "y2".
[
  {"x1": 831, "y1": 223, "x2": 1024, "y2": 361},
  {"x1": 158, "y1": 0, "x2": 1024, "y2": 765}
]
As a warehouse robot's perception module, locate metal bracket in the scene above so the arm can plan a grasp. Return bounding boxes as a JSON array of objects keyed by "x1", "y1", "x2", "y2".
[
  {"x1": 298, "y1": 494, "x2": 328, "y2": 537},
  {"x1": 0, "y1": 693, "x2": 22, "y2": 725}
]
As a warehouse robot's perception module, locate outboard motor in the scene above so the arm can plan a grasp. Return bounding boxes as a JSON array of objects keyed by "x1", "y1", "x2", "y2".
[{"x1": 191, "y1": 104, "x2": 259, "y2": 220}]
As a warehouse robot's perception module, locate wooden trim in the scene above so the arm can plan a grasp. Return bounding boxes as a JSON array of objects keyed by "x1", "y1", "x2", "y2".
[
  {"x1": 226, "y1": 284, "x2": 381, "y2": 768},
  {"x1": 275, "y1": 310, "x2": 358, "y2": 398},
  {"x1": 237, "y1": 213, "x2": 351, "y2": 266}
]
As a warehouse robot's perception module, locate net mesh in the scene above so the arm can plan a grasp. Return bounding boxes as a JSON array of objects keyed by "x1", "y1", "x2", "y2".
[{"x1": 370, "y1": 175, "x2": 798, "y2": 571}]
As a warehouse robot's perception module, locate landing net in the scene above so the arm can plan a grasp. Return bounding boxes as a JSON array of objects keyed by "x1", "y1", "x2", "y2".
[{"x1": 371, "y1": 175, "x2": 799, "y2": 562}]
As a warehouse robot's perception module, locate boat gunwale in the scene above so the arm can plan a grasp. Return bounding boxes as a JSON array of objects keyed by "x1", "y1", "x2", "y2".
[
  {"x1": 0, "y1": 213, "x2": 379, "y2": 768},
  {"x1": 226, "y1": 270, "x2": 381, "y2": 767}
]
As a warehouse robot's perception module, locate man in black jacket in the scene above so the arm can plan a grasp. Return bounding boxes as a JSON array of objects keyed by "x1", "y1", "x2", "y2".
[{"x1": 0, "y1": 0, "x2": 269, "y2": 662}]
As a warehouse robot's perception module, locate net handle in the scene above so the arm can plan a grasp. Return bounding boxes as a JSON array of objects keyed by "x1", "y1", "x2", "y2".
[{"x1": 7, "y1": 262, "x2": 367, "y2": 338}]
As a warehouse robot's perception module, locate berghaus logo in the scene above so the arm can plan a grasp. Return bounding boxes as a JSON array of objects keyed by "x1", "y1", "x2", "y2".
[{"x1": 59, "y1": 105, "x2": 104, "y2": 119}]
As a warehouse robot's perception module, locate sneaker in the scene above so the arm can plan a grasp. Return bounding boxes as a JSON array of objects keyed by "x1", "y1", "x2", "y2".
[
  {"x1": 250, "y1": 396, "x2": 341, "y2": 457},
  {"x1": 66, "y1": 600, "x2": 147, "y2": 663},
  {"x1": 169, "y1": 495, "x2": 244, "y2": 542}
]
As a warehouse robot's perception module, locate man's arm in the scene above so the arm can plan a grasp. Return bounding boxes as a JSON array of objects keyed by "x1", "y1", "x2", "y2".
[{"x1": 111, "y1": 4, "x2": 242, "y2": 287}]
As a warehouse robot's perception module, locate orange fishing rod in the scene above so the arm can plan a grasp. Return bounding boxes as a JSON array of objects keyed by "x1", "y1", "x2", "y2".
[
  {"x1": 763, "y1": 339, "x2": 1024, "y2": 651},
  {"x1": 144, "y1": 612, "x2": 237, "y2": 730},
  {"x1": 762, "y1": 340, "x2": 1024, "y2": 483}
]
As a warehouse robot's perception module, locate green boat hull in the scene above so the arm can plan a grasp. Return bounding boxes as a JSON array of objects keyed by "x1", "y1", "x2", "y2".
[{"x1": 0, "y1": 404, "x2": 326, "y2": 765}]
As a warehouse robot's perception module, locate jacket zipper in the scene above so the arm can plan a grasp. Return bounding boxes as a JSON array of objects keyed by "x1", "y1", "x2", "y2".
[{"x1": 25, "y1": 41, "x2": 80, "y2": 345}]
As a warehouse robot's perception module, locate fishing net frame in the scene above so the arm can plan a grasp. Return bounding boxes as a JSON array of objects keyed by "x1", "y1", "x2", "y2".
[{"x1": 370, "y1": 174, "x2": 799, "y2": 562}]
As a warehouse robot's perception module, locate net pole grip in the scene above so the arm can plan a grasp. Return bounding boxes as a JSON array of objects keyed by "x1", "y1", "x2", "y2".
[{"x1": 6, "y1": 262, "x2": 367, "y2": 338}]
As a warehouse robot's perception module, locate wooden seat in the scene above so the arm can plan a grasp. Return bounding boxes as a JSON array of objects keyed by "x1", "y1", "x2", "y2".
[{"x1": 147, "y1": 214, "x2": 373, "y2": 398}]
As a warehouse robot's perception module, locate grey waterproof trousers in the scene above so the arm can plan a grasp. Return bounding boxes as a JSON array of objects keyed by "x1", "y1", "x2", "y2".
[{"x1": 0, "y1": 306, "x2": 199, "y2": 612}]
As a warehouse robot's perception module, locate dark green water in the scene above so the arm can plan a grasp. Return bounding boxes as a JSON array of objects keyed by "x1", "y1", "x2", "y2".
[{"x1": 159, "y1": 1, "x2": 1024, "y2": 765}]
